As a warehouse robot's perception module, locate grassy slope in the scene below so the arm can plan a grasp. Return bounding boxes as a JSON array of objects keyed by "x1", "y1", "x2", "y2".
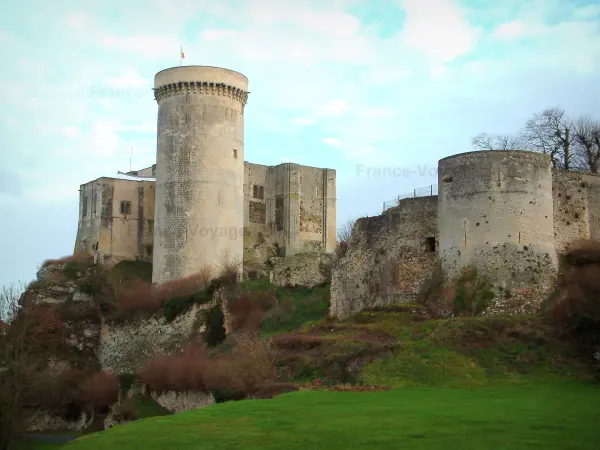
[
  {"x1": 65, "y1": 384, "x2": 600, "y2": 449},
  {"x1": 21, "y1": 278, "x2": 600, "y2": 449}
]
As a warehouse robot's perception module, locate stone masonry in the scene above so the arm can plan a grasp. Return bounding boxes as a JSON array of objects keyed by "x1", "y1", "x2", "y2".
[{"x1": 331, "y1": 150, "x2": 600, "y2": 320}]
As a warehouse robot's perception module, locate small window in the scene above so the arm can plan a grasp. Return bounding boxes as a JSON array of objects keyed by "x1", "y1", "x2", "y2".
[
  {"x1": 425, "y1": 237, "x2": 436, "y2": 252},
  {"x1": 259, "y1": 186, "x2": 264, "y2": 199},
  {"x1": 253, "y1": 185, "x2": 258, "y2": 198},
  {"x1": 92, "y1": 192, "x2": 97, "y2": 215},
  {"x1": 82, "y1": 196, "x2": 88, "y2": 217},
  {"x1": 233, "y1": 149, "x2": 238, "y2": 159},
  {"x1": 120, "y1": 200, "x2": 132, "y2": 215}
]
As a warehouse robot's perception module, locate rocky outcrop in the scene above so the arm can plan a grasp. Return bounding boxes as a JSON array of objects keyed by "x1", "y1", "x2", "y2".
[
  {"x1": 269, "y1": 253, "x2": 334, "y2": 288},
  {"x1": 150, "y1": 390, "x2": 215, "y2": 413}
]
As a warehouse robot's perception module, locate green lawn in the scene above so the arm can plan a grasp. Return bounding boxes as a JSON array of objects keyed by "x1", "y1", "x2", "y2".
[{"x1": 62, "y1": 383, "x2": 600, "y2": 450}]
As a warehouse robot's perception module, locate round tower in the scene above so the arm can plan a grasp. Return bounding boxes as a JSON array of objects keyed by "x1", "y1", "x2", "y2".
[
  {"x1": 437, "y1": 150, "x2": 558, "y2": 313},
  {"x1": 152, "y1": 66, "x2": 249, "y2": 285}
]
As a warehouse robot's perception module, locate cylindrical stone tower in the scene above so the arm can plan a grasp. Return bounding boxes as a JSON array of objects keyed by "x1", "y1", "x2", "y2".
[
  {"x1": 152, "y1": 66, "x2": 249, "y2": 285},
  {"x1": 437, "y1": 150, "x2": 558, "y2": 314}
]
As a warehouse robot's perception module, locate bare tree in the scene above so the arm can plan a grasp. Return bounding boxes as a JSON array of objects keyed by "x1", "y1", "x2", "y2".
[
  {"x1": 520, "y1": 107, "x2": 575, "y2": 169},
  {"x1": 336, "y1": 218, "x2": 356, "y2": 258},
  {"x1": 471, "y1": 132, "x2": 523, "y2": 151},
  {"x1": 573, "y1": 116, "x2": 600, "y2": 174},
  {"x1": 0, "y1": 283, "x2": 65, "y2": 450}
]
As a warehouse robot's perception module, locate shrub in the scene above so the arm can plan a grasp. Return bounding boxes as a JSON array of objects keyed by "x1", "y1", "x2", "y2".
[
  {"x1": 451, "y1": 267, "x2": 494, "y2": 316},
  {"x1": 203, "y1": 304, "x2": 226, "y2": 347},
  {"x1": 546, "y1": 240, "x2": 600, "y2": 355},
  {"x1": 228, "y1": 291, "x2": 275, "y2": 334},
  {"x1": 42, "y1": 252, "x2": 93, "y2": 267},
  {"x1": 78, "y1": 371, "x2": 119, "y2": 411},
  {"x1": 114, "y1": 279, "x2": 161, "y2": 315}
]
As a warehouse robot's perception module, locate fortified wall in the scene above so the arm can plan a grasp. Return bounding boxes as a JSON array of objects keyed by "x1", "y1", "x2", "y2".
[{"x1": 331, "y1": 150, "x2": 600, "y2": 320}]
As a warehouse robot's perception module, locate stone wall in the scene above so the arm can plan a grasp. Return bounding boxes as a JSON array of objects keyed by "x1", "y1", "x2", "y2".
[
  {"x1": 552, "y1": 169, "x2": 600, "y2": 253},
  {"x1": 438, "y1": 151, "x2": 558, "y2": 314},
  {"x1": 330, "y1": 196, "x2": 437, "y2": 320}
]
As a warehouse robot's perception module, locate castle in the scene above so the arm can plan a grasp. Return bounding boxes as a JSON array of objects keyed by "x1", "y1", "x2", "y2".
[
  {"x1": 75, "y1": 66, "x2": 336, "y2": 284},
  {"x1": 330, "y1": 150, "x2": 600, "y2": 319}
]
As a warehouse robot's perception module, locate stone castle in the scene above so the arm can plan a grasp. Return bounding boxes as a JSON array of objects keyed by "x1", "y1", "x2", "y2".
[
  {"x1": 330, "y1": 150, "x2": 600, "y2": 319},
  {"x1": 73, "y1": 66, "x2": 600, "y2": 319},
  {"x1": 75, "y1": 66, "x2": 336, "y2": 284}
]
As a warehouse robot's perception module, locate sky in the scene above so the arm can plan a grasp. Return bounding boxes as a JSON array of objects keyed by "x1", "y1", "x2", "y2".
[{"x1": 1, "y1": 0, "x2": 600, "y2": 287}]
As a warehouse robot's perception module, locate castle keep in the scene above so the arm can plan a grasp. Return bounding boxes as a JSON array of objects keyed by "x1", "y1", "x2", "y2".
[
  {"x1": 331, "y1": 150, "x2": 600, "y2": 319},
  {"x1": 75, "y1": 66, "x2": 337, "y2": 283}
]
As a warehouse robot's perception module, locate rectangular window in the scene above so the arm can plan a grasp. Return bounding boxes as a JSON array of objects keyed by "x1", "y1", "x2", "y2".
[
  {"x1": 120, "y1": 200, "x2": 132, "y2": 215},
  {"x1": 92, "y1": 192, "x2": 97, "y2": 215},
  {"x1": 82, "y1": 196, "x2": 88, "y2": 217},
  {"x1": 233, "y1": 149, "x2": 238, "y2": 159},
  {"x1": 425, "y1": 237, "x2": 436, "y2": 252}
]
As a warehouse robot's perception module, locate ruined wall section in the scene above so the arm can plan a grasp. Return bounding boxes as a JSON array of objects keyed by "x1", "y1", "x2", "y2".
[
  {"x1": 551, "y1": 169, "x2": 600, "y2": 253},
  {"x1": 152, "y1": 66, "x2": 248, "y2": 284},
  {"x1": 438, "y1": 150, "x2": 557, "y2": 314},
  {"x1": 330, "y1": 196, "x2": 438, "y2": 320},
  {"x1": 297, "y1": 166, "x2": 337, "y2": 253},
  {"x1": 244, "y1": 162, "x2": 275, "y2": 263}
]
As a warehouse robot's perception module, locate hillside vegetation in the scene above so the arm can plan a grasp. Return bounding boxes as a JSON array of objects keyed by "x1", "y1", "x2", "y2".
[{"x1": 8, "y1": 240, "x2": 600, "y2": 449}]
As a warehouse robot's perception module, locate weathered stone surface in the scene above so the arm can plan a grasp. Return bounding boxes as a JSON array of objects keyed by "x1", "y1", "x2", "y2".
[
  {"x1": 150, "y1": 390, "x2": 215, "y2": 413},
  {"x1": 330, "y1": 197, "x2": 437, "y2": 320},
  {"x1": 270, "y1": 252, "x2": 333, "y2": 288}
]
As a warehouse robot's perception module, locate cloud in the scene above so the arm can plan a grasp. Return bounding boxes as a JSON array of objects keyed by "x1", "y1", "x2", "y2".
[
  {"x1": 398, "y1": 0, "x2": 482, "y2": 63},
  {"x1": 322, "y1": 137, "x2": 342, "y2": 148}
]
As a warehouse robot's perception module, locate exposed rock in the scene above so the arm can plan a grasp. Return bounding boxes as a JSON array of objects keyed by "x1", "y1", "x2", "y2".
[
  {"x1": 24, "y1": 409, "x2": 88, "y2": 432},
  {"x1": 150, "y1": 390, "x2": 215, "y2": 413},
  {"x1": 269, "y1": 252, "x2": 333, "y2": 288}
]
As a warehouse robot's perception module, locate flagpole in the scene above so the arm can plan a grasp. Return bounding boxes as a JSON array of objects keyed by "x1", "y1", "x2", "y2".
[{"x1": 180, "y1": 46, "x2": 182, "y2": 66}]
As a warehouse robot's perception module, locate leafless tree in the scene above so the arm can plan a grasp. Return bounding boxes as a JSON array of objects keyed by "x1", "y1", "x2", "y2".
[
  {"x1": 336, "y1": 218, "x2": 356, "y2": 258},
  {"x1": 520, "y1": 107, "x2": 576, "y2": 170},
  {"x1": 471, "y1": 132, "x2": 523, "y2": 151},
  {"x1": 573, "y1": 115, "x2": 600, "y2": 174}
]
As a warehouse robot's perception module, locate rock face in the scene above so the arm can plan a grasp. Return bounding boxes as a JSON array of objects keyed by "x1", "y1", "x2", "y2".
[
  {"x1": 98, "y1": 301, "x2": 216, "y2": 374},
  {"x1": 150, "y1": 390, "x2": 215, "y2": 413},
  {"x1": 25, "y1": 409, "x2": 88, "y2": 432},
  {"x1": 269, "y1": 253, "x2": 334, "y2": 288}
]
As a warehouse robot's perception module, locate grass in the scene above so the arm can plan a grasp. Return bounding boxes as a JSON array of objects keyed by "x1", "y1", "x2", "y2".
[{"x1": 60, "y1": 383, "x2": 600, "y2": 449}]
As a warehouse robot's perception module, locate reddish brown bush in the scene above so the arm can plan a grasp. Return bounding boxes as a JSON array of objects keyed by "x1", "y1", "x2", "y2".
[
  {"x1": 43, "y1": 252, "x2": 92, "y2": 267},
  {"x1": 546, "y1": 240, "x2": 600, "y2": 355},
  {"x1": 155, "y1": 268, "x2": 213, "y2": 302},
  {"x1": 228, "y1": 291, "x2": 275, "y2": 334},
  {"x1": 271, "y1": 334, "x2": 327, "y2": 349},
  {"x1": 78, "y1": 371, "x2": 119, "y2": 410},
  {"x1": 114, "y1": 279, "x2": 161, "y2": 314},
  {"x1": 140, "y1": 335, "x2": 277, "y2": 397}
]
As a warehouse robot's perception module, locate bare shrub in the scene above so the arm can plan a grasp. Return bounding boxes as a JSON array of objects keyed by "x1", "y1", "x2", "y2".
[
  {"x1": 336, "y1": 218, "x2": 356, "y2": 258},
  {"x1": 216, "y1": 250, "x2": 242, "y2": 285},
  {"x1": 113, "y1": 279, "x2": 160, "y2": 314},
  {"x1": 155, "y1": 267, "x2": 214, "y2": 302},
  {"x1": 42, "y1": 253, "x2": 92, "y2": 267},
  {"x1": 140, "y1": 335, "x2": 277, "y2": 398},
  {"x1": 78, "y1": 371, "x2": 119, "y2": 411}
]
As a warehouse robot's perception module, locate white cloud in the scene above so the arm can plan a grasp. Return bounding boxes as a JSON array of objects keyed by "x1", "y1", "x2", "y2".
[
  {"x1": 493, "y1": 20, "x2": 527, "y2": 40},
  {"x1": 100, "y1": 34, "x2": 180, "y2": 56},
  {"x1": 398, "y1": 0, "x2": 482, "y2": 63},
  {"x1": 66, "y1": 12, "x2": 89, "y2": 30},
  {"x1": 317, "y1": 99, "x2": 349, "y2": 117},
  {"x1": 322, "y1": 137, "x2": 342, "y2": 148}
]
